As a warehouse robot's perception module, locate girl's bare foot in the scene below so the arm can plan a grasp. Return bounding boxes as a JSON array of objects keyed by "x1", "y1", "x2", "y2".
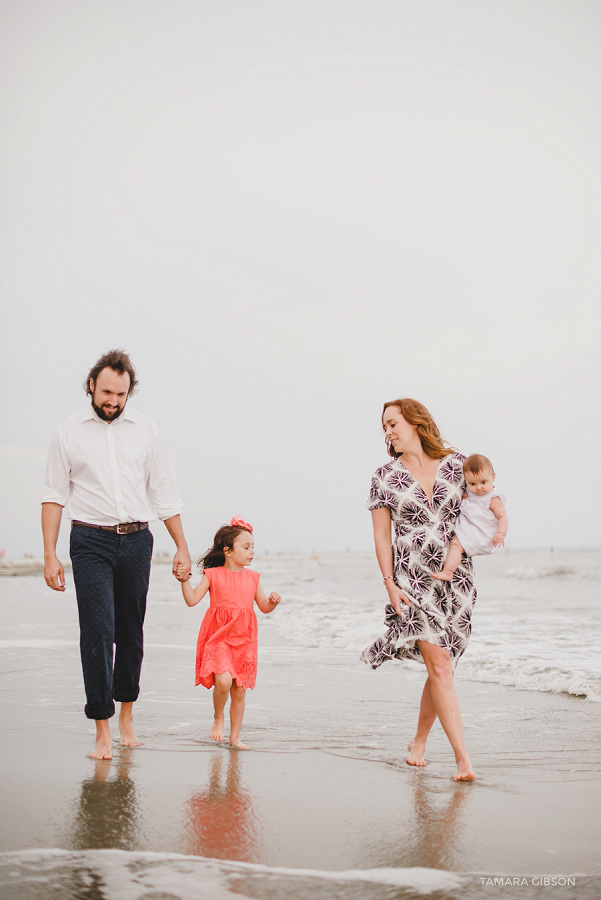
[
  {"x1": 229, "y1": 738, "x2": 249, "y2": 750},
  {"x1": 432, "y1": 571, "x2": 453, "y2": 582},
  {"x1": 452, "y1": 756, "x2": 476, "y2": 781},
  {"x1": 406, "y1": 738, "x2": 428, "y2": 767},
  {"x1": 210, "y1": 716, "x2": 224, "y2": 741}
]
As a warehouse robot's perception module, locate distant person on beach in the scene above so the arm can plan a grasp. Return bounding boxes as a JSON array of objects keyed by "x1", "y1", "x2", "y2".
[
  {"x1": 433, "y1": 454, "x2": 508, "y2": 582},
  {"x1": 41, "y1": 349, "x2": 191, "y2": 759},
  {"x1": 361, "y1": 398, "x2": 477, "y2": 781},
  {"x1": 177, "y1": 517, "x2": 281, "y2": 749}
]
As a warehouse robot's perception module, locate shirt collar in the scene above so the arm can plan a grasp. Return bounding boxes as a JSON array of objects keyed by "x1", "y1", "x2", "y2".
[{"x1": 81, "y1": 405, "x2": 136, "y2": 424}]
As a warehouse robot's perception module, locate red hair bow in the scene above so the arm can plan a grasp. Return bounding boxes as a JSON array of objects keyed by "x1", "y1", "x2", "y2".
[{"x1": 230, "y1": 515, "x2": 253, "y2": 533}]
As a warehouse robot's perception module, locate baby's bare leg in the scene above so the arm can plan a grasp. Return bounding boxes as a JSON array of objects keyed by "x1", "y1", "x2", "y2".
[
  {"x1": 433, "y1": 536, "x2": 465, "y2": 581},
  {"x1": 211, "y1": 672, "x2": 233, "y2": 741},
  {"x1": 229, "y1": 681, "x2": 248, "y2": 750}
]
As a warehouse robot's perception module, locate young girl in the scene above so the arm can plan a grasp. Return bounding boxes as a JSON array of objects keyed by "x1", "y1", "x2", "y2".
[
  {"x1": 433, "y1": 454, "x2": 508, "y2": 581},
  {"x1": 178, "y1": 516, "x2": 281, "y2": 749}
]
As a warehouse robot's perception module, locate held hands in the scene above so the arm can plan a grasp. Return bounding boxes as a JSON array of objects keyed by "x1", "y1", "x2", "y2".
[
  {"x1": 175, "y1": 561, "x2": 192, "y2": 581},
  {"x1": 492, "y1": 532, "x2": 505, "y2": 548},
  {"x1": 173, "y1": 543, "x2": 192, "y2": 581}
]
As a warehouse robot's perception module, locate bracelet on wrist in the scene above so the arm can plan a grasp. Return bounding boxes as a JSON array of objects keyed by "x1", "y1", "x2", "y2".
[{"x1": 383, "y1": 575, "x2": 394, "y2": 585}]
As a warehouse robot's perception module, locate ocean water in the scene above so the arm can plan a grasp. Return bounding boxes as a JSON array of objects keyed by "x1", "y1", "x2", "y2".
[
  {"x1": 265, "y1": 546, "x2": 601, "y2": 703},
  {"x1": 2, "y1": 850, "x2": 599, "y2": 900}
]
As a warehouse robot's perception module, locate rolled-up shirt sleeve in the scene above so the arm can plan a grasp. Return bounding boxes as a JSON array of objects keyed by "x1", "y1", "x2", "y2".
[
  {"x1": 147, "y1": 431, "x2": 183, "y2": 520},
  {"x1": 41, "y1": 428, "x2": 71, "y2": 506}
]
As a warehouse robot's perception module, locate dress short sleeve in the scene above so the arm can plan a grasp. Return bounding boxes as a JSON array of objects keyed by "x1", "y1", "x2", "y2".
[
  {"x1": 366, "y1": 465, "x2": 391, "y2": 511},
  {"x1": 203, "y1": 568, "x2": 213, "y2": 584}
]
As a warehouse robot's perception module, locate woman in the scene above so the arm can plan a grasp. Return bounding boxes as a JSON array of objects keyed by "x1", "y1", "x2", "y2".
[{"x1": 361, "y1": 398, "x2": 476, "y2": 781}]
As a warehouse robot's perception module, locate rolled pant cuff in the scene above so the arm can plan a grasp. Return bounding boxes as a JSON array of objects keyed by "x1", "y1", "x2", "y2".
[
  {"x1": 113, "y1": 691, "x2": 139, "y2": 703},
  {"x1": 85, "y1": 701, "x2": 115, "y2": 720}
]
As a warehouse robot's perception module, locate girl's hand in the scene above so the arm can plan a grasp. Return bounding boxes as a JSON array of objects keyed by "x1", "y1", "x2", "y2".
[
  {"x1": 492, "y1": 532, "x2": 505, "y2": 547},
  {"x1": 266, "y1": 592, "x2": 281, "y2": 608},
  {"x1": 386, "y1": 582, "x2": 411, "y2": 616}
]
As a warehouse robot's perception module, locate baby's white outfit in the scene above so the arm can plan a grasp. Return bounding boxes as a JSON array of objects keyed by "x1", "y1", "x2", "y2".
[{"x1": 454, "y1": 487, "x2": 506, "y2": 557}]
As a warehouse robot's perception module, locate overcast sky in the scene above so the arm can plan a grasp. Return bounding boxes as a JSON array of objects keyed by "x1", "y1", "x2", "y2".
[{"x1": 1, "y1": 0, "x2": 600, "y2": 557}]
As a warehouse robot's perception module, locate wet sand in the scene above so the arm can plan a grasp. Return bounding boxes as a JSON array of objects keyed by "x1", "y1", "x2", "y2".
[{"x1": 1, "y1": 565, "x2": 601, "y2": 897}]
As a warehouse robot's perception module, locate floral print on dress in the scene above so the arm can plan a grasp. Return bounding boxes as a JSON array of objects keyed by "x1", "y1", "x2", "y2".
[{"x1": 361, "y1": 450, "x2": 477, "y2": 669}]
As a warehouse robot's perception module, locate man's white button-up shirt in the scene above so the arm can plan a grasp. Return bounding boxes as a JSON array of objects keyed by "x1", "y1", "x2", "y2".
[{"x1": 41, "y1": 406, "x2": 183, "y2": 525}]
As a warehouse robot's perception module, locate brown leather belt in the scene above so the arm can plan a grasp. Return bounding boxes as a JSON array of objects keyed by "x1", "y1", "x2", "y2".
[{"x1": 72, "y1": 520, "x2": 149, "y2": 535}]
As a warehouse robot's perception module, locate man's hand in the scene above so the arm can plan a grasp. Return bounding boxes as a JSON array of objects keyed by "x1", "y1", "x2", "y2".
[
  {"x1": 173, "y1": 547, "x2": 191, "y2": 582},
  {"x1": 44, "y1": 555, "x2": 66, "y2": 591}
]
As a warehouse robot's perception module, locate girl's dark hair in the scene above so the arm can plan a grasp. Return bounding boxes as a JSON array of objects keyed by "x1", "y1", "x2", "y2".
[
  {"x1": 85, "y1": 349, "x2": 138, "y2": 397},
  {"x1": 198, "y1": 525, "x2": 252, "y2": 570}
]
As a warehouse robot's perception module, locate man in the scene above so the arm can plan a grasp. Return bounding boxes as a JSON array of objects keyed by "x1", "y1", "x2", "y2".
[{"x1": 42, "y1": 349, "x2": 191, "y2": 759}]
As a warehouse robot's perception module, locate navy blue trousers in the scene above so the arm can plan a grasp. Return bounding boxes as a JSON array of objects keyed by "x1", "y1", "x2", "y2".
[{"x1": 70, "y1": 525, "x2": 154, "y2": 720}]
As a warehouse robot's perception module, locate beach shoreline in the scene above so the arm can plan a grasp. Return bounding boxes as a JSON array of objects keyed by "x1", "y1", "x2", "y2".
[{"x1": 1, "y1": 564, "x2": 600, "y2": 898}]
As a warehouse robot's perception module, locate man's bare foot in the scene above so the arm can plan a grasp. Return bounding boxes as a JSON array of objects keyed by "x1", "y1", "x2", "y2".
[
  {"x1": 229, "y1": 738, "x2": 249, "y2": 750},
  {"x1": 452, "y1": 757, "x2": 476, "y2": 782},
  {"x1": 119, "y1": 704, "x2": 141, "y2": 747},
  {"x1": 119, "y1": 719, "x2": 141, "y2": 747},
  {"x1": 432, "y1": 571, "x2": 453, "y2": 582},
  {"x1": 89, "y1": 734, "x2": 113, "y2": 759},
  {"x1": 406, "y1": 738, "x2": 428, "y2": 767},
  {"x1": 90, "y1": 720, "x2": 113, "y2": 759},
  {"x1": 210, "y1": 716, "x2": 224, "y2": 741}
]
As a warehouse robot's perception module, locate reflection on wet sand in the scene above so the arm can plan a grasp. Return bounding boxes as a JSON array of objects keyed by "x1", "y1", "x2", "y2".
[
  {"x1": 185, "y1": 751, "x2": 260, "y2": 861},
  {"x1": 69, "y1": 749, "x2": 142, "y2": 851},
  {"x1": 404, "y1": 775, "x2": 472, "y2": 869}
]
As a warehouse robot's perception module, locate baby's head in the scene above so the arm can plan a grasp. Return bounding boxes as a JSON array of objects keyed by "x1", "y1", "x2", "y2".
[{"x1": 463, "y1": 454, "x2": 496, "y2": 496}]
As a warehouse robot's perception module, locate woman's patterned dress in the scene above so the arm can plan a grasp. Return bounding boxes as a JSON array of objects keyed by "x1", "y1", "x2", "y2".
[{"x1": 361, "y1": 451, "x2": 477, "y2": 669}]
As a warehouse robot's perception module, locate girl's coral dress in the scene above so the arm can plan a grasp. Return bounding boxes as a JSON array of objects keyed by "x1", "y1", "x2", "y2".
[{"x1": 195, "y1": 566, "x2": 260, "y2": 690}]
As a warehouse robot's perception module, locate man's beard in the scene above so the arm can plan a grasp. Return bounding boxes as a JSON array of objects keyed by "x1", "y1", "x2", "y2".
[{"x1": 92, "y1": 401, "x2": 125, "y2": 422}]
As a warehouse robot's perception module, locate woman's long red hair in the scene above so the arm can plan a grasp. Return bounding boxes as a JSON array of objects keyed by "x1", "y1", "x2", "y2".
[{"x1": 383, "y1": 398, "x2": 453, "y2": 460}]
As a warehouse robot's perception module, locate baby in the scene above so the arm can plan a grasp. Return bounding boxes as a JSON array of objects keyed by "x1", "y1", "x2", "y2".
[{"x1": 433, "y1": 453, "x2": 508, "y2": 581}]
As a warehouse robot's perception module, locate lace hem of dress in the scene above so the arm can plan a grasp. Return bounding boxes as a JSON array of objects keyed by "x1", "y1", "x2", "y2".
[{"x1": 196, "y1": 647, "x2": 258, "y2": 690}]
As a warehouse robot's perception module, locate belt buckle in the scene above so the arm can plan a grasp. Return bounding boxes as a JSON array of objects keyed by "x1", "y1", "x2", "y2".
[{"x1": 117, "y1": 523, "x2": 132, "y2": 535}]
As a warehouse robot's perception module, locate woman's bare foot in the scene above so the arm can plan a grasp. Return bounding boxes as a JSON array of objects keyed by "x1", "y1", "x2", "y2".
[
  {"x1": 406, "y1": 738, "x2": 428, "y2": 767},
  {"x1": 119, "y1": 703, "x2": 141, "y2": 747},
  {"x1": 229, "y1": 738, "x2": 249, "y2": 750},
  {"x1": 432, "y1": 570, "x2": 453, "y2": 582},
  {"x1": 452, "y1": 756, "x2": 476, "y2": 781},
  {"x1": 210, "y1": 716, "x2": 224, "y2": 741}
]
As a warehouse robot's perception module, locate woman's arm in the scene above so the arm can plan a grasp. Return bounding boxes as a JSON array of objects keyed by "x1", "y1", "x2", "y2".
[
  {"x1": 371, "y1": 508, "x2": 412, "y2": 615},
  {"x1": 489, "y1": 497, "x2": 508, "y2": 547},
  {"x1": 255, "y1": 582, "x2": 281, "y2": 614},
  {"x1": 181, "y1": 573, "x2": 210, "y2": 607}
]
